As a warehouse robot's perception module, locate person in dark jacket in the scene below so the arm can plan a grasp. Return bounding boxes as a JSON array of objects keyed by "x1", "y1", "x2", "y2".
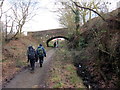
[
  {"x1": 36, "y1": 44, "x2": 46, "y2": 67},
  {"x1": 27, "y1": 45, "x2": 37, "y2": 71},
  {"x1": 54, "y1": 42, "x2": 56, "y2": 48}
]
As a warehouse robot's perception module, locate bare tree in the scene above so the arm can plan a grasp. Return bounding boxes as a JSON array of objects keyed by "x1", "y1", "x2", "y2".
[
  {"x1": 0, "y1": 0, "x2": 4, "y2": 37},
  {"x1": 9, "y1": 0, "x2": 39, "y2": 39},
  {"x1": 0, "y1": 0, "x2": 4, "y2": 20},
  {"x1": 4, "y1": 15, "x2": 15, "y2": 41},
  {"x1": 55, "y1": 1, "x2": 80, "y2": 34},
  {"x1": 56, "y1": 0, "x2": 106, "y2": 34},
  {"x1": 1, "y1": 0, "x2": 39, "y2": 41},
  {"x1": 58, "y1": 4, "x2": 76, "y2": 33},
  {"x1": 72, "y1": 1, "x2": 106, "y2": 21}
]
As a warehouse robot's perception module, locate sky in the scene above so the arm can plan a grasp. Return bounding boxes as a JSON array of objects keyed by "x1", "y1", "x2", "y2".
[
  {"x1": 2, "y1": 0, "x2": 120, "y2": 34},
  {"x1": 23, "y1": 0, "x2": 62, "y2": 32}
]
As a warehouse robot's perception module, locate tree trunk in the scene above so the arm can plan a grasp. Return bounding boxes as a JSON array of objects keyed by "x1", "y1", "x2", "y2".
[
  {"x1": 5, "y1": 15, "x2": 8, "y2": 41},
  {"x1": 89, "y1": 11, "x2": 91, "y2": 20}
]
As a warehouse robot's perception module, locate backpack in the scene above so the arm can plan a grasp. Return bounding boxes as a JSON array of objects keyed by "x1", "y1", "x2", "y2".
[
  {"x1": 37, "y1": 47, "x2": 44, "y2": 57},
  {"x1": 28, "y1": 48, "x2": 36, "y2": 60}
]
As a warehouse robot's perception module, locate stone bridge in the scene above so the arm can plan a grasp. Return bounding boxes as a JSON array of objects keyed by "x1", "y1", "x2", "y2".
[{"x1": 27, "y1": 28, "x2": 69, "y2": 47}]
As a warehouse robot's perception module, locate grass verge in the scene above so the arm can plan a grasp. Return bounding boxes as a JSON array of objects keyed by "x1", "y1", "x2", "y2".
[{"x1": 47, "y1": 48, "x2": 86, "y2": 88}]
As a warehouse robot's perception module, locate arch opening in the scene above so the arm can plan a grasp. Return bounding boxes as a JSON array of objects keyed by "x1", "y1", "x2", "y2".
[{"x1": 46, "y1": 36, "x2": 69, "y2": 47}]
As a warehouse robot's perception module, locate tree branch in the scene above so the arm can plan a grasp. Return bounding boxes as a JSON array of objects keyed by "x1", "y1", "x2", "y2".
[{"x1": 73, "y1": 1, "x2": 106, "y2": 21}]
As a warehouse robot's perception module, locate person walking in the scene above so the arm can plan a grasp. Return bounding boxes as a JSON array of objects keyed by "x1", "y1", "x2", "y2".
[
  {"x1": 54, "y1": 41, "x2": 56, "y2": 48},
  {"x1": 27, "y1": 45, "x2": 37, "y2": 72},
  {"x1": 36, "y1": 44, "x2": 46, "y2": 67}
]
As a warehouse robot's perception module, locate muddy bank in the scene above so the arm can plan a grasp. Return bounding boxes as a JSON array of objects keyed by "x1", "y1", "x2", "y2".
[
  {"x1": 74, "y1": 59, "x2": 118, "y2": 89},
  {"x1": 75, "y1": 63, "x2": 98, "y2": 89}
]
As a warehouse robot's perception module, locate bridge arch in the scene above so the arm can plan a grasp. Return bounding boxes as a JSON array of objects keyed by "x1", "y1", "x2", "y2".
[{"x1": 46, "y1": 36, "x2": 69, "y2": 47}]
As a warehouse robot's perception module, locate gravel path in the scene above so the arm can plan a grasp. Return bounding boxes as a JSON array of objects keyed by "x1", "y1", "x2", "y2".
[{"x1": 4, "y1": 49, "x2": 55, "y2": 88}]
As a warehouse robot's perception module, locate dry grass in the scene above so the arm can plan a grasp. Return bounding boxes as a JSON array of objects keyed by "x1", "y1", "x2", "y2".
[
  {"x1": 2, "y1": 36, "x2": 38, "y2": 83},
  {"x1": 47, "y1": 48, "x2": 86, "y2": 88}
]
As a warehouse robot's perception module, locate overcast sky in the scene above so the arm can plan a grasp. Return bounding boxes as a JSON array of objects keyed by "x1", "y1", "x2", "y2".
[
  {"x1": 23, "y1": 0, "x2": 61, "y2": 32},
  {"x1": 2, "y1": 0, "x2": 120, "y2": 33}
]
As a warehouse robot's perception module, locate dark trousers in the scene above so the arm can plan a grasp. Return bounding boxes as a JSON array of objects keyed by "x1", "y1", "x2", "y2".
[
  {"x1": 38, "y1": 56, "x2": 44, "y2": 67},
  {"x1": 30, "y1": 59, "x2": 35, "y2": 70}
]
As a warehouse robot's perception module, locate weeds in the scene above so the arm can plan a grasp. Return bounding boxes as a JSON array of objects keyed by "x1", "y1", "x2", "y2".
[
  {"x1": 65, "y1": 64, "x2": 76, "y2": 73},
  {"x1": 10, "y1": 46, "x2": 17, "y2": 50},
  {"x1": 53, "y1": 82, "x2": 64, "y2": 88},
  {"x1": 16, "y1": 59, "x2": 27, "y2": 68},
  {"x1": 48, "y1": 48, "x2": 85, "y2": 88},
  {"x1": 0, "y1": 59, "x2": 7, "y2": 62},
  {"x1": 78, "y1": 37, "x2": 87, "y2": 49}
]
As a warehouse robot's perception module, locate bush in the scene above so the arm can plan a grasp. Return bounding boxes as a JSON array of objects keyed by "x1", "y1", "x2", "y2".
[{"x1": 78, "y1": 37, "x2": 87, "y2": 49}]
